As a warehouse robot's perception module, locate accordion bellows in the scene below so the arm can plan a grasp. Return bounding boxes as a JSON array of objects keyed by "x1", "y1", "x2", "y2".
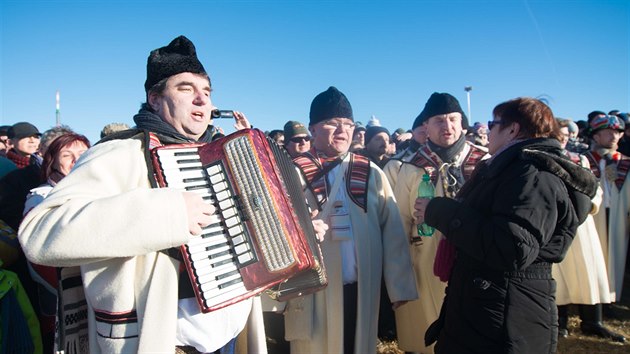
[{"x1": 151, "y1": 129, "x2": 326, "y2": 312}]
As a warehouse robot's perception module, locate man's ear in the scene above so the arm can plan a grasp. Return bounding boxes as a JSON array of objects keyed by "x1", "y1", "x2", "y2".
[{"x1": 147, "y1": 92, "x2": 160, "y2": 111}]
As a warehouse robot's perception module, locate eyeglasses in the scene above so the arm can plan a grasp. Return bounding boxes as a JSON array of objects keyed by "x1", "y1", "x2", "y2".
[
  {"x1": 321, "y1": 120, "x2": 356, "y2": 130},
  {"x1": 487, "y1": 120, "x2": 505, "y2": 130},
  {"x1": 289, "y1": 136, "x2": 311, "y2": 143}
]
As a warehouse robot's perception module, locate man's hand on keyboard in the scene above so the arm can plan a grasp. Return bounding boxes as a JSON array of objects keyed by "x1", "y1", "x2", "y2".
[{"x1": 182, "y1": 192, "x2": 216, "y2": 235}]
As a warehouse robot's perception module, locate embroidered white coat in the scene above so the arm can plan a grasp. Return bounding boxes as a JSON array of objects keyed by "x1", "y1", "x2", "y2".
[
  {"x1": 18, "y1": 139, "x2": 267, "y2": 354},
  {"x1": 284, "y1": 155, "x2": 418, "y2": 354}
]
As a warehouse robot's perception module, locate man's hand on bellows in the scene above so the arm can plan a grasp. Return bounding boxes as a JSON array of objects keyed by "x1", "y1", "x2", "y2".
[{"x1": 182, "y1": 192, "x2": 216, "y2": 235}]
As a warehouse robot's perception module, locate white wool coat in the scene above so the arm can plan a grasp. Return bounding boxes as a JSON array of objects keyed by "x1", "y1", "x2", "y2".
[
  {"x1": 284, "y1": 156, "x2": 418, "y2": 354},
  {"x1": 553, "y1": 155, "x2": 611, "y2": 305},
  {"x1": 19, "y1": 139, "x2": 266, "y2": 353}
]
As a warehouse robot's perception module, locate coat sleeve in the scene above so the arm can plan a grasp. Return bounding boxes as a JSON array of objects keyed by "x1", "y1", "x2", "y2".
[
  {"x1": 18, "y1": 139, "x2": 192, "y2": 267},
  {"x1": 374, "y1": 166, "x2": 418, "y2": 302},
  {"x1": 392, "y1": 164, "x2": 425, "y2": 239},
  {"x1": 425, "y1": 167, "x2": 572, "y2": 271}
]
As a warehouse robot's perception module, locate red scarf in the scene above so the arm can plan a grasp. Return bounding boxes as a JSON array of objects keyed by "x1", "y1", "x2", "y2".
[{"x1": 6, "y1": 149, "x2": 31, "y2": 169}]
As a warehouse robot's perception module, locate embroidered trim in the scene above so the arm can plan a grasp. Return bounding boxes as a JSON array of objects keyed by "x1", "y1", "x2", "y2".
[
  {"x1": 94, "y1": 309, "x2": 138, "y2": 325},
  {"x1": 346, "y1": 154, "x2": 370, "y2": 212},
  {"x1": 294, "y1": 153, "x2": 370, "y2": 211},
  {"x1": 585, "y1": 151, "x2": 630, "y2": 190}
]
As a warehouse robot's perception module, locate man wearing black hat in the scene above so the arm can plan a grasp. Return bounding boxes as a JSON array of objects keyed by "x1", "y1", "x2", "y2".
[
  {"x1": 356, "y1": 125, "x2": 391, "y2": 169},
  {"x1": 283, "y1": 86, "x2": 417, "y2": 354},
  {"x1": 583, "y1": 114, "x2": 630, "y2": 337},
  {"x1": 19, "y1": 36, "x2": 278, "y2": 354},
  {"x1": 392, "y1": 92, "x2": 488, "y2": 353}
]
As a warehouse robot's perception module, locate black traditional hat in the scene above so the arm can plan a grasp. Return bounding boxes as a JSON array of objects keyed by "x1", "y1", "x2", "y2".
[
  {"x1": 144, "y1": 35, "x2": 207, "y2": 93},
  {"x1": 309, "y1": 86, "x2": 353, "y2": 126},
  {"x1": 412, "y1": 92, "x2": 469, "y2": 129}
]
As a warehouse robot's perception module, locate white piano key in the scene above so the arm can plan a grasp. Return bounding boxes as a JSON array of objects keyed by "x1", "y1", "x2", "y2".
[
  {"x1": 215, "y1": 190, "x2": 231, "y2": 201},
  {"x1": 225, "y1": 216, "x2": 240, "y2": 228},
  {"x1": 227, "y1": 225, "x2": 245, "y2": 237},
  {"x1": 202, "y1": 283, "x2": 249, "y2": 308},
  {"x1": 192, "y1": 260, "x2": 237, "y2": 278},
  {"x1": 218, "y1": 198, "x2": 235, "y2": 210},
  {"x1": 209, "y1": 173, "x2": 226, "y2": 184},
  {"x1": 187, "y1": 242, "x2": 231, "y2": 256},
  {"x1": 233, "y1": 243, "x2": 250, "y2": 255},
  {"x1": 206, "y1": 165, "x2": 222, "y2": 176},
  {"x1": 221, "y1": 207, "x2": 237, "y2": 219},
  {"x1": 199, "y1": 272, "x2": 241, "y2": 293},
  {"x1": 237, "y1": 252, "x2": 254, "y2": 264},
  {"x1": 212, "y1": 181, "x2": 229, "y2": 192}
]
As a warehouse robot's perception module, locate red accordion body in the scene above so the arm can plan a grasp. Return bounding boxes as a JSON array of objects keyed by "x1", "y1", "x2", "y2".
[{"x1": 151, "y1": 129, "x2": 325, "y2": 312}]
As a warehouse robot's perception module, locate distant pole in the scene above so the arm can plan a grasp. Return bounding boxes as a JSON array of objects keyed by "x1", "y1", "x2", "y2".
[
  {"x1": 464, "y1": 86, "x2": 473, "y2": 122},
  {"x1": 55, "y1": 91, "x2": 61, "y2": 126}
]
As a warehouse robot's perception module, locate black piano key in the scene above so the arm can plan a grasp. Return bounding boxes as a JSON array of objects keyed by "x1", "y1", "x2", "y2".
[
  {"x1": 218, "y1": 278, "x2": 243, "y2": 289},
  {"x1": 215, "y1": 269, "x2": 239, "y2": 281},
  {"x1": 212, "y1": 258, "x2": 234, "y2": 268}
]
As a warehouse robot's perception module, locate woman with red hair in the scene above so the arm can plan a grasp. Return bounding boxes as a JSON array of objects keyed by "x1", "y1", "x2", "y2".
[{"x1": 22, "y1": 132, "x2": 90, "y2": 353}]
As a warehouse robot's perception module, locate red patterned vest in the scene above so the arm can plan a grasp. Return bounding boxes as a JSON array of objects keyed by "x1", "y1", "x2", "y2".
[{"x1": 293, "y1": 152, "x2": 371, "y2": 212}]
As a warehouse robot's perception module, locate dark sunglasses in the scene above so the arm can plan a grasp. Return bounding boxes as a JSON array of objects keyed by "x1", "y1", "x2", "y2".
[
  {"x1": 289, "y1": 136, "x2": 311, "y2": 143},
  {"x1": 487, "y1": 120, "x2": 505, "y2": 130}
]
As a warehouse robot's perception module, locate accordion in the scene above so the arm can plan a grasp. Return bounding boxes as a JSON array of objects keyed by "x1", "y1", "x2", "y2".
[{"x1": 151, "y1": 129, "x2": 326, "y2": 312}]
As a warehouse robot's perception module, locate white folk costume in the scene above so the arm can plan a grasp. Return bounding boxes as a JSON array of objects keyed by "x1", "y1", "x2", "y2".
[
  {"x1": 383, "y1": 142, "x2": 421, "y2": 190},
  {"x1": 553, "y1": 152, "x2": 611, "y2": 305},
  {"x1": 19, "y1": 138, "x2": 267, "y2": 354},
  {"x1": 392, "y1": 141, "x2": 487, "y2": 353},
  {"x1": 284, "y1": 150, "x2": 418, "y2": 354},
  {"x1": 584, "y1": 150, "x2": 630, "y2": 301}
]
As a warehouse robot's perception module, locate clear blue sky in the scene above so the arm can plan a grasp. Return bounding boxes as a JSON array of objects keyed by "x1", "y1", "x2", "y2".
[{"x1": 1, "y1": 0, "x2": 628, "y2": 143}]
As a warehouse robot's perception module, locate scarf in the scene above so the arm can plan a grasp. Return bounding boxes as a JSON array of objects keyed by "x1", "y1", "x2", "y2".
[
  {"x1": 427, "y1": 134, "x2": 466, "y2": 163},
  {"x1": 133, "y1": 109, "x2": 215, "y2": 144},
  {"x1": 6, "y1": 149, "x2": 31, "y2": 169}
]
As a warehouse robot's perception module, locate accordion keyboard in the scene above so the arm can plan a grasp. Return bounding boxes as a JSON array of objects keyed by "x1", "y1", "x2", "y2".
[{"x1": 156, "y1": 147, "x2": 256, "y2": 307}]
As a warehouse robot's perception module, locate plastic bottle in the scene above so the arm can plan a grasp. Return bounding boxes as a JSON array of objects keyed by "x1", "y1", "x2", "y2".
[{"x1": 417, "y1": 174, "x2": 435, "y2": 237}]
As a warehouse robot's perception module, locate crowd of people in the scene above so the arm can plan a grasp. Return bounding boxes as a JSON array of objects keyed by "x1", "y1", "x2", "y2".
[{"x1": 0, "y1": 35, "x2": 628, "y2": 354}]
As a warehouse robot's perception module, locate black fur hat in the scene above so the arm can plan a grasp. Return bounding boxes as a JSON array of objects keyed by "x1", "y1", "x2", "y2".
[
  {"x1": 412, "y1": 92, "x2": 469, "y2": 129},
  {"x1": 309, "y1": 86, "x2": 354, "y2": 126},
  {"x1": 144, "y1": 36, "x2": 207, "y2": 93}
]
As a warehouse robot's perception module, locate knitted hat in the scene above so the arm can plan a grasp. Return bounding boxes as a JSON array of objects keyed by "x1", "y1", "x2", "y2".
[
  {"x1": 309, "y1": 86, "x2": 353, "y2": 126},
  {"x1": 588, "y1": 114, "x2": 625, "y2": 136},
  {"x1": 412, "y1": 92, "x2": 469, "y2": 129},
  {"x1": 144, "y1": 35, "x2": 207, "y2": 93},
  {"x1": 365, "y1": 126, "x2": 390, "y2": 144},
  {"x1": 283, "y1": 120, "x2": 309, "y2": 140},
  {"x1": 393, "y1": 128, "x2": 406, "y2": 135},
  {"x1": 8, "y1": 122, "x2": 41, "y2": 140}
]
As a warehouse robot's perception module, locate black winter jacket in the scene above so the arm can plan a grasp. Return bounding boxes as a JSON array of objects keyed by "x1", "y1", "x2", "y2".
[{"x1": 424, "y1": 138, "x2": 597, "y2": 354}]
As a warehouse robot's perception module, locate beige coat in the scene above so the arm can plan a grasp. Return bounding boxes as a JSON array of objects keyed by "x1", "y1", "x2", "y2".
[
  {"x1": 553, "y1": 185, "x2": 612, "y2": 305},
  {"x1": 19, "y1": 139, "x2": 267, "y2": 353},
  {"x1": 591, "y1": 160, "x2": 630, "y2": 301},
  {"x1": 284, "y1": 155, "x2": 418, "y2": 354},
  {"x1": 391, "y1": 143, "x2": 487, "y2": 353}
]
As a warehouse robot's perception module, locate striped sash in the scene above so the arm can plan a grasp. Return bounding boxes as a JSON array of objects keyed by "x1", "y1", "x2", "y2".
[
  {"x1": 585, "y1": 151, "x2": 630, "y2": 190},
  {"x1": 294, "y1": 152, "x2": 370, "y2": 211}
]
